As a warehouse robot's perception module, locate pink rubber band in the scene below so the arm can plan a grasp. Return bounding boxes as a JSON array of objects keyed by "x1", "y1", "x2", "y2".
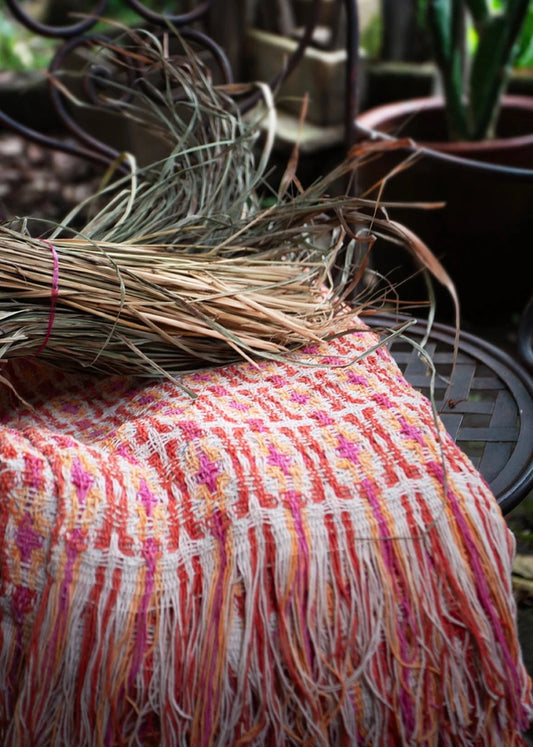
[{"x1": 34, "y1": 239, "x2": 59, "y2": 356}]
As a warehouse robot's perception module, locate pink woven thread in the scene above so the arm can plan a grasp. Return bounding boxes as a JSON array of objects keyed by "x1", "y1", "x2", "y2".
[{"x1": 34, "y1": 239, "x2": 59, "y2": 356}]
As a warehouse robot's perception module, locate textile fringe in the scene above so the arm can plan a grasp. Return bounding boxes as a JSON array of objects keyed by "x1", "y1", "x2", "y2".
[{"x1": 1, "y1": 330, "x2": 532, "y2": 745}]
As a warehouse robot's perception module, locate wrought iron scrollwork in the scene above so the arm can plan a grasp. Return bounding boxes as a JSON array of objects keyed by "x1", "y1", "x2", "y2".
[
  {"x1": 5, "y1": 0, "x2": 111, "y2": 38},
  {"x1": 0, "y1": 0, "x2": 232, "y2": 166},
  {"x1": 1, "y1": 0, "x2": 365, "y2": 168}
]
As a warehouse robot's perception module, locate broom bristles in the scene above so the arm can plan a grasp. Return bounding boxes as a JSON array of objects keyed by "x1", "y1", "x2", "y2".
[{"x1": 0, "y1": 27, "x2": 452, "y2": 386}]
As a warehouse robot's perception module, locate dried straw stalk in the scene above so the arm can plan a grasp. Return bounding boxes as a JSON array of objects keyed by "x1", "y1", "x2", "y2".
[{"x1": 0, "y1": 29, "x2": 454, "y2": 388}]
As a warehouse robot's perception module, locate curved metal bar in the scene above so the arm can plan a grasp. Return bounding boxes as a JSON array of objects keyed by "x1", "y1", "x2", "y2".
[
  {"x1": 518, "y1": 296, "x2": 533, "y2": 371},
  {"x1": 51, "y1": 34, "x2": 138, "y2": 109},
  {"x1": 47, "y1": 35, "x2": 134, "y2": 165},
  {"x1": 124, "y1": 0, "x2": 213, "y2": 26},
  {"x1": 42, "y1": 26, "x2": 233, "y2": 168},
  {"x1": 180, "y1": 28, "x2": 233, "y2": 85},
  {"x1": 1, "y1": 2, "x2": 232, "y2": 169},
  {"x1": 0, "y1": 0, "x2": 329, "y2": 168},
  {"x1": 344, "y1": 0, "x2": 360, "y2": 152},
  {"x1": 136, "y1": 28, "x2": 234, "y2": 97},
  {"x1": 83, "y1": 63, "x2": 135, "y2": 110},
  {"x1": 354, "y1": 122, "x2": 533, "y2": 182},
  {"x1": 0, "y1": 107, "x2": 114, "y2": 166},
  {"x1": 5, "y1": 0, "x2": 110, "y2": 39}
]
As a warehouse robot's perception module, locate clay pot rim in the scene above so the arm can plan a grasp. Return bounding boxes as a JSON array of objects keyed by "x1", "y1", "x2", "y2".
[
  {"x1": 356, "y1": 94, "x2": 533, "y2": 153},
  {"x1": 356, "y1": 95, "x2": 533, "y2": 179}
]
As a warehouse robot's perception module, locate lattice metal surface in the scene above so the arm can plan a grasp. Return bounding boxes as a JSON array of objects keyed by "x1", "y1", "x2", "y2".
[{"x1": 366, "y1": 313, "x2": 533, "y2": 514}]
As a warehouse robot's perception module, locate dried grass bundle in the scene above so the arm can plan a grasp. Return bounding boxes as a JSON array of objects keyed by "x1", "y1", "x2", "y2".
[{"x1": 0, "y1": 29, "x2": 455, "y2": 389}]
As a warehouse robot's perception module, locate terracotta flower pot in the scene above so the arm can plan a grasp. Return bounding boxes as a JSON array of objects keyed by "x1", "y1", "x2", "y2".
[{"x1": 356, "y1": 95, "x2": 533, "y2": 324}]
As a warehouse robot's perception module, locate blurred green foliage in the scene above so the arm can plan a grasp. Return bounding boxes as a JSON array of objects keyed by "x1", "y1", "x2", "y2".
[
  {"x1": 0, "y1": 1, "x2": 181, "y2": 71},
  {"x1": 0, "y1": 15, "x2": 54, "y2": 70},
  {"x1": 421, "y1": 0, "x2": 531, "y2": 139}
]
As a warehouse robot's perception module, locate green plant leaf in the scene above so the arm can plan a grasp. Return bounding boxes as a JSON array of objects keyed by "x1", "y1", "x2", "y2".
[
  {"x1": 427, "y1": 0, "x2": 469, "y2": 139},
  {"x1": 463, "y1": 0, "x2": 491, "y2": 25},
  {"x1": 428, "y1": 0, "x2": 455, "y2": 60},
  {"x1": 469, "y1": 0, "x2": 531, "y2": 138},
  {"x1": 469, "y1": 15, "x2": 508, "y2": 138},
  {"x1": 514, "y1": 0, "x2": 533, "y2": 67}
]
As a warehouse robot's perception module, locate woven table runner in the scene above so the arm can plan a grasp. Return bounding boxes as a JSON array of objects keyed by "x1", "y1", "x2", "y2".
[{"x1": 1, "y1": 323, "x2": 531, "y2": 745}]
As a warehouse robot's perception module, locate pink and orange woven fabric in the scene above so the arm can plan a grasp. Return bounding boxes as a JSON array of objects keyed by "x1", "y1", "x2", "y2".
[{"x1": 1, "y1": 323, "x2": 531, "y2": 745}]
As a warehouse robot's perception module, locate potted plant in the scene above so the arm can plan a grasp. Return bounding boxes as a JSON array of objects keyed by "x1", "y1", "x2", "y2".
[
  {"x1": 427, "y1": 0, "x2": 530, "y2": 141},
  {"x1": 356, "y1": 0, "x2": 533, "y2": 324}
]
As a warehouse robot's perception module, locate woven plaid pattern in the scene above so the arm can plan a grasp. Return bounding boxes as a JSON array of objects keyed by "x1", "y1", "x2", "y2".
[{"x1": 1, "y1": 324, "x2": 531, "y2": 745}]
